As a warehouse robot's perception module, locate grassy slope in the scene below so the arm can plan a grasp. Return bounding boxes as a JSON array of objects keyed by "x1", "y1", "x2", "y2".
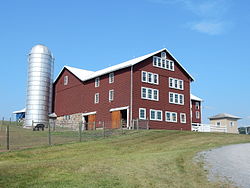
[{"x1": 0, "y1": 130, "x2": 250, "y2": 188}]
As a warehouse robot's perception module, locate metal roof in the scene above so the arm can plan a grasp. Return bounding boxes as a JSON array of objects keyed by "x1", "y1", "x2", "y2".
[
  {"x1": 29, "y1": 44, "x2": 52, "y2": 56},
  {"x1": 54, "y1": 48, "x2": 195, "y2": 83},
  {"x1": 208, "y1": 113, "x2": 242, "y2": 120},
  {"x1": 190, "y1": 94, "x2": 203, "y2": 102},
  {"x1": 13, "y1": 108, "x2": 26, "y2": 114}
]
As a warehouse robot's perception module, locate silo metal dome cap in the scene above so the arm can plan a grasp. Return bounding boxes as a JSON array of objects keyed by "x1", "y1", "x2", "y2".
[{"x1": 29, "y1": 44, "x2": 52, "y2": 56}]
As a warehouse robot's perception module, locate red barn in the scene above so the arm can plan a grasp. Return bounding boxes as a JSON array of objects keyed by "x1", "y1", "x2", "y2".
[{"x1": 53, "y1": 48, "x2": 202, "y2": 130}]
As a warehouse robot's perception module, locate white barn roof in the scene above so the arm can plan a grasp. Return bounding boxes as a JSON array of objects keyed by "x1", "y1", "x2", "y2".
[
  {"x1": 190, "y1": 94, "x2": 203, "y2": 102},
  {"x1": 55, "y1": 48, "x2": 195, "y2": 83},
  {"x1": 13, "y1": 108, "x2": 26, "y2": 114}
]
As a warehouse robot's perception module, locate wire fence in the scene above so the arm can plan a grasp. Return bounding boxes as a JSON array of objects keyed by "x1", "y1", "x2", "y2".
[{"x1": 0, "y1": 117, "x2": 149, "y2": 152}]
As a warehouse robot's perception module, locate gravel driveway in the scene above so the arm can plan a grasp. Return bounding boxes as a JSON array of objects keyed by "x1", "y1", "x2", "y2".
[{"x1": 200, "y1": 143, "x2": 250, "y2": 188}]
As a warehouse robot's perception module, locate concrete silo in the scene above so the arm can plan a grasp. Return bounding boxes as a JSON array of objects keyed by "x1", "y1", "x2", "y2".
[{"x1": 25, "y1": 44, "x2": 54, "y2": 127}]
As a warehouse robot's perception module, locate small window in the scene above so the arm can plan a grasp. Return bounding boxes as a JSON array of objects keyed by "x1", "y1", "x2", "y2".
[
  {"x1": 109, "y1": 73, "x2": 114, "y2": 83},
  {"x1": 95, "y1": 77, "x2": 100, "y2": 87},
  {"x1": 157, "y1": 58, "x2": 161, "y2": 67},
  {"x1": 174, "y1": 80, "x2": 178, "y2": 88},
  {"x1": 196, "y1": 111, "x2": 200, "y2": 119},
  {"x1": 148, "y1": 89, "x2": 152, "y2": 99},
  {"x1": 195, "y1": 102, "x2": 199, "y2": 110},
  {"x1": 139, "y1": 108, "x2": 146, "y2": 120},
  {"x1": 161, "y1": 52, "x2": 166, "y2": 58},
  {"x1": 172, "y1": 113, "x2": 177, "y2": 122},
  {"x1": 150, "y1": 110, "x2": 156, "y2": 120},
  {"x1": 94, "y1": 93, "x2": 99, "y2": 104},
  {"x1": 148, "y1": 73, "x2": 153, "y2": 83},
  {"x1": 109, "y1": 90, "x2": 114, "y2": 101},
  {"x1": 169, "y1": 93, "x2": 174, "y2": 103},
  {"x1": 153, "y1": 90, "x2": 158, "y2": 101},
  {"x1": 156, "y1": 111, "x2": 162, "y2": 121},
  {"x1": 216, "y1": 121, "x2": 221, "y2": 127},
  {"x1": 179, "y1": 80, "x2": 183, "y2": 90},
  {"x1": 169, "y1": 78, "x2": 173, "y2": 88},
  {"x1": 162, "y1": 59, "x2": 166, "y2": 68},
  {"x1": 230, "y1": 121, "x2": 234, "y2": 127},
  {"x1": 180, "y1": 113, "x2": 186, "y2": 123},
  {"x1": 142, "y1": 87, "x2": 147, "y2": 99},
  {"x1": 142, "y1": 71, "x2": 147, "y2": 82},
  {"x1": 166, "y1": 112, "x2": 171, "y2": 121},
  {"x1": 174, "y1": 94, "x2": 178, "y2": 103},
  {"x1": 153, "y1": 57, "x2": 157, "y2": 66},
  {"x1": 179, "y1": 95, "x2": 184, "y2": 105},
  {"x1": 64, "y1": 76, "x2": 68, "y2": 85},
  {"x1": 170, "y1": 61, "x2": 174, "y2": 71}
]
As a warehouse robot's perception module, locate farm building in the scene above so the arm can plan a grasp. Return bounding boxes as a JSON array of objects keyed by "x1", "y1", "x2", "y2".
[{"x1": 53, "y1": 48, "x2": 202, "y2": 130}]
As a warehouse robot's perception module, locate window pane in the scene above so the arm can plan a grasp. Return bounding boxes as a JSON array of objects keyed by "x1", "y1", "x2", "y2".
[
  {"x1": 180, "y1": 95, "x2": 183, "y2": 104},
  {"x1": 175, "y1": 94, "x2": 178, "y2": 103},
  {"x1": 172, "y1": 113, "x2": 177, "y2": 122},
  {"x1": 179, "y1": 80, "x2": 183, "y2": 89},
  {"x1": 166, "y1": 112, "x2": 171, "y2": 121},
  {"x1": 142, "y1": 72, "x2": 147, "y2": 82},
  {"x1": 170, "y1": 93, "x2": 173, "y2": 103},
  {"x1": 153, "y1": 90, "x2": 158, "y2": 100},
  {"x1": 153, "y1": 57, "x2": 157, "y2": 66},
  {"x1": 157, "y1": 111, "x2": 162, "y2": 120},
  {"x1": 151, "y1": 110, "x2": 155, "y2": 120},
  {"x1": 157, "y1": 58, "x2": 161, "y2": 67},
  {"x1": 174, "y1": 79, "x2": 178, "y2": 88},
  {"x1": 148, "y1": 89, "x2": 152, "y2": 99},
  {"x1": 169, "y1": 78, "x2": 173, "y2": 87},
  {"x1": 148, "y1": 73, "x2": 152, "y2": 83},
  {"x1": 140, "y1": 109, "x2": 145, "y2": 119},
  {"x1": 154, "y1": 74, "x2": 158, "y2": 84}
]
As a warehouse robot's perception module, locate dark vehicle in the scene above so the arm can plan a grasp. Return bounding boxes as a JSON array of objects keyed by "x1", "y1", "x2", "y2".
[{"x1": 33, "y1": 124, "x2": 45, "y2": 131}]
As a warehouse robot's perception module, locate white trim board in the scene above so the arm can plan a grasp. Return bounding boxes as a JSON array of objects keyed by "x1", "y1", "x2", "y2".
[
  {"x1": 110, "y1": 106, "x2": 129, "y2": 112},
  {"x1": 82, "y1": 111, "x2": 97, "y2": 116}
]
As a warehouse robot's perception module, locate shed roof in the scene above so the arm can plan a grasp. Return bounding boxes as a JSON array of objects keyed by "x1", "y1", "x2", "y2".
[
  {"x1": 54, "y1": 48, "x2": 194, "y2": 83},
  {"x1": 190, "y1": 94, "x2": 203, "y2": 102},
  {"x1": 208, "y1": 113, "x2": 241, "y2": 120},
  {"x1": 13, "y1": 108, "x2": 26, "y2": 114}
]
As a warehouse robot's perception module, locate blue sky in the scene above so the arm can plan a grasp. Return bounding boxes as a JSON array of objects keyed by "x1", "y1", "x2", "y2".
[{"x1": 0, "y1": 0, "x2": 250, "y2": 125}]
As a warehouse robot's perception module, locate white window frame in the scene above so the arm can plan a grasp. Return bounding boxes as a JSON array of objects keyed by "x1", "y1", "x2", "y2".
[
  {"x1": 195, "y1": 102, "x2": 199, "y2": 110},
  {"x1": 196, "y1": 111, "x2": 200, "y2": 119},
  {"x1": 139, "y1": 108, "x2": 146, "y2": 120},
  {"x1": 141, "y1": 71, "x2": 147, "y2": 83},
  {"x1": 169, "y1": 77, "x2": 184, "y2": 90},
  {"x1": 109, "y1": 90, "x2": 114, "y2": 101},
  {"x1": 169, "y1": 92, "x2": 184, "y2": 105},
  {"x1": 141, "y1": 87, "x2": 159, "y2": 101},
  {"x1": 180, "y1": 113, "x2": 186, "y2": 123},
  {"x1": 109, "y1": 72, "x2": 114, "y2": 83},
  {"x1": 230, "y1": 121, "x2": 234, "y2": 127},
  {"x1": 152, "y1": 56, "x2": 174, "y2": 71},
  {"x1": 150, "y1": 109, "x2": 162, "y2": 121},
  {"x1": 64, "y1": 76, "x2": 68, "y2": 85},
  {"x1": 165, "y1": 111, "x2": 178, "y2": 123},
  {"x1": 95, "y1": 77, "x2": 100, "y2": 87},
  {"x1": 94, "y1": 93, "x2": 99, "y2": 104}
]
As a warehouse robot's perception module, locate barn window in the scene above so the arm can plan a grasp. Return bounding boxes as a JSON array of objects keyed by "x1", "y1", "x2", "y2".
[
  {"x1": 150, "y1": 109, "x2": 162, "y2": 121},
  {"x1": 180, "y1": 113, "x2": 186, "y2": 123},
  {"x1": 195, "y1": 102, "x2": 199, "y2": 109},
  {"x1": 139, "y1": 108, "x2": 146, "y2": 120},
  {"x1": 196, "y1": 111, "x2": 200, "y2": 119},
  {"x1": 95, "y1": 77, "x2": 100, "y2": 87},
  {"x1": 109, "y1": 73, "x2": 114, "y2": 83},
  {"x1": 109, "y1": 90, "x2": 114, "y2": 101},
  {"x1": 64, "y1": 76, "x2": 68, "y2": 85},
  {"x1": 94, "y1": 93, "x2": 99, "y2": 104}
]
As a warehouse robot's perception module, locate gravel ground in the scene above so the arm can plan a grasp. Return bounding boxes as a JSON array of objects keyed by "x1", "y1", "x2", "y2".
[{"x1": 199, "y1": 143, "x2": 250, "y2": 188}]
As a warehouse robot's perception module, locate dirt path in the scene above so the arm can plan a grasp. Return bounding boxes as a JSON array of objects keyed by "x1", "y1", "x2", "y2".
[{"x1": 200, "y1": 143, "x2": 250, "y2": 188}]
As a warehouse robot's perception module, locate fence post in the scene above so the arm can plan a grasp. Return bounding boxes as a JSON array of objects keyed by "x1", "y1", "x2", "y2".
[
  {"x1": 79, "y1": 122, "x2": 82, "y2": 142},
  {"x1": 103, "y1": 121, "x2": 105, "y2": 138},
  {"x1": 6, "y1": 120, "x2": 10, "y2": 150},
  {"x1": 48, "y1": 122, "x2": 51, "y2": 146}
]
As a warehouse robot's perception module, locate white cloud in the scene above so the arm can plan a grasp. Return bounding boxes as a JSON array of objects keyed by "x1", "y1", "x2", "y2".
[
  {"x1": 189, "y1": 20, "x2": 227, "y2": 35},
  {"x1": 148, "y1": 0, "x2": 232, "y2": 35}
]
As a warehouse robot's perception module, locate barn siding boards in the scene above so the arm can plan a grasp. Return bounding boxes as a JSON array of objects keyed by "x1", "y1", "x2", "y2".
[
  {"x1": 132, "y1": 52, "x2": 191, "y2": 130},
  {"x1": 53, "y1": 49, "x2": 196, "y2": 130}
]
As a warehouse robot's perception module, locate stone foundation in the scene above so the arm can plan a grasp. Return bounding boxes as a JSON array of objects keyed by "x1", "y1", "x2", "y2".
[{"x1": 55, "y1": 113, "x2": 82, "y2": 130}]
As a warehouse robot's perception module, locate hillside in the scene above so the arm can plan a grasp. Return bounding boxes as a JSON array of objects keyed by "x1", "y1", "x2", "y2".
[{"x1": 0, "y1": 130, "x2": 250, "y2": 188}]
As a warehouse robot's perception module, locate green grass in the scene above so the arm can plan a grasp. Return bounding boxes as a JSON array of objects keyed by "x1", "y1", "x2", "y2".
[{"x1": 0, "y1": 130, "x2": 249, "y2": 188}]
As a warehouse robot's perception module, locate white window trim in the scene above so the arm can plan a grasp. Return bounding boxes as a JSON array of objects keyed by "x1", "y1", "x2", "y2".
[
  {"x1": 141, "y1": 87, "x2": 159, "y2": 101},
  {"x1": 64, "y1": 76, "x2": 68, "y2": 85},
  {"x1": 196, "y1": 111, "x2": 200, "y2": 119},
  {"x1": 153, "y1": 56, "x2": 174, "y2": 71},
  {"x1": 169, "y1": 92, "x2": 184, "y2": 105},
  {"x1": 165, "y1": 111, "x2": 178, "y2": 123},
  {"x1": 141, "y1": 71, "x2": 159, "y2": 85},
  {"x1": 169, "y1": 77, "x2": 184, "y2": 90},
  {"x1": 109, "y1": 89, "x2": 114, "y2": 101},
  {"x1": 139, "y1": 108, "x2": 146, "y2": 120},
  {"x1": 150, "y1": 109, "x2": 162, "y2": 121},
  {"x1": 180, "y1": 113, "x2": 186, "y2": 124},
  {"x1": 95, "y1": 77, "x2": 100, "y2": 87},
  {"x1": 94, "y1": 93, "x2": 99, "y2": 104},
  {"x1": 109, "y1": 72, "x2": 114, "y2": 83}
]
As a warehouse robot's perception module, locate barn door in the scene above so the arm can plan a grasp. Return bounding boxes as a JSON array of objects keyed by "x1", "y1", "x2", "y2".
[
  {"x1": 112, "y1": 111, "x2": 121, "y2": 129},
  {"x1": 88, "y1": 114, "x2": 96, "y2": 130}
]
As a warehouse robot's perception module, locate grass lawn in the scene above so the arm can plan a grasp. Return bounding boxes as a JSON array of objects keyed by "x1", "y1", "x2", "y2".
[{"x1": 0, "y1": 130, "x2": 250, "y2": 188}]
